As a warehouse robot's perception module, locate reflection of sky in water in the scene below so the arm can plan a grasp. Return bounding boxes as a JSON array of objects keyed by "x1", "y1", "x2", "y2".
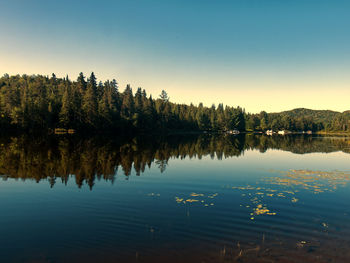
[{"x1": 0, "y1": 144, "x2": 350, "y2": 262}]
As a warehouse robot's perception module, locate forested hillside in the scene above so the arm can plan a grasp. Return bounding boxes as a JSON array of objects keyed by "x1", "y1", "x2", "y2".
[
  {"x1": 245, "y1": 108, "x2": 350, "y2": 132},
  {"x1": 0, "y1": 73, "x2": 245, "y2": 133},
  {"x1": 0, "y1": 73, "x2": 349, "y2": 134}
]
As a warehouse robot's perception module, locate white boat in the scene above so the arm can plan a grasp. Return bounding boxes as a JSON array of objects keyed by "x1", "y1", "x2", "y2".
[{"x1": 266, "y1": 130, "x2": 273, "y2": 135}]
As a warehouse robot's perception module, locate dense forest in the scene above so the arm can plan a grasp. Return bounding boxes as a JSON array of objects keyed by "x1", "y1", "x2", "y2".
[
  {"x1": 1, "y1": 134, "x2": 349, "y2": 188},
  {"x1": 246, "y1": 108, "x2": 350, "y2": 132},
  {"x1": 0, "y1": 73, "x2": 349, "y2": 134}
]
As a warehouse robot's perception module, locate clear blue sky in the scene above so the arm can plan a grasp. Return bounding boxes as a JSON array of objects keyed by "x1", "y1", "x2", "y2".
[{"x1": 1, "y1": 0, "x2": 349, "y2": 112}]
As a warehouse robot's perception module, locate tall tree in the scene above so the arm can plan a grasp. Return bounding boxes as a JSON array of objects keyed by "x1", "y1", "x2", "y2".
[{"x1": 82, "y1": 72, "x2": 98, "y2": 126}]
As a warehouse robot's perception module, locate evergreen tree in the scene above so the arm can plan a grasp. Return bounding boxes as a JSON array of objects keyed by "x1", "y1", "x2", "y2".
[
  {"x1": 82, "y1": 72, "x2": 98, "y2": 126},
  {"x1": 121, "y1": 84, "x2": 135, "y2": 119},
  {"x1": 60, "y1": 84, "x2": 71, "y2": 127}
]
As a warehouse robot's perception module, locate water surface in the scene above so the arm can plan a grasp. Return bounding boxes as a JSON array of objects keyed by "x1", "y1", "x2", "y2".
[{"x1": 0, "y1": 134, "x2": 350, "y2": 262}]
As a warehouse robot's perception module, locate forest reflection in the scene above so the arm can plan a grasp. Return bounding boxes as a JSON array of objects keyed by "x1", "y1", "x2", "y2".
[{"x1": 0, "y1": 134, "x2": 349, "y2": 189}]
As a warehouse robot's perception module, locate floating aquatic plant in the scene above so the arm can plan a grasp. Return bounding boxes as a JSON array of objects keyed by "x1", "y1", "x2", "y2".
[
  {"x1": 231, "y1": 169, "x2": 350, "y2": 219},
  {"x1": 175, "y1": 192, "x2": 219, "y2": 206}
]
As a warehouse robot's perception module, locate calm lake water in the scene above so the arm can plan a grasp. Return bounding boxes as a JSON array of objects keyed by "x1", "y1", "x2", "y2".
[{"x1": 0, "y1": 134, "x2": 350, "y2": 263}]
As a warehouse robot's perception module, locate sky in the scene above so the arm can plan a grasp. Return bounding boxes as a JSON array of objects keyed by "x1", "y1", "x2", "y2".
[{"x1": 0, "y1": 0, "x2": 349, "y2": 113}]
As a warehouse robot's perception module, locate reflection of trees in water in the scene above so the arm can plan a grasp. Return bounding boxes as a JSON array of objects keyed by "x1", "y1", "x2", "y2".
[
  {"x1": 0, "y1": 134, "x2": 349, "y2": 188},
  {"x1": 245, "y1": 134, "x2": 350, "y2": 154}
]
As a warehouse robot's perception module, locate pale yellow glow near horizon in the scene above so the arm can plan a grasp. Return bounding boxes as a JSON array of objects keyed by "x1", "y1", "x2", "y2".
[{"x1": 165, "y1": 87, "x2": 350, "y2": 113}]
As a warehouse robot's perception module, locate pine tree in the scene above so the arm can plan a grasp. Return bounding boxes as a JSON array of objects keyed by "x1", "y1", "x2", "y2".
[
  {"x1": 60, "y1": 84, "x2": 71, "y2": 127},
  {"x1": 159, "y1": 90, "x2": 169, "y2": 102},
  {"x1": 82, "y1": 72, "x2": 98, "y2": 127},
  {"x1": 121, "y1": 85, "x2": 135, "y2": 119},
  {"x1": 77, "y1": 72, "x2": 87, "y2": 93}
]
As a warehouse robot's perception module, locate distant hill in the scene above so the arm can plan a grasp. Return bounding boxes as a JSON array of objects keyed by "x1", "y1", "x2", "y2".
[{"x1": 270, "y1": 108, "x2": 341, "y2": 122}]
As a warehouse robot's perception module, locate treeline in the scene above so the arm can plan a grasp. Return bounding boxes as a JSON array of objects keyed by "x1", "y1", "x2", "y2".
[
  {"x1": 0, "y1": 73, "x2": 244, "y2": 133},
  {"x1": 1, "y1": 134, "x2": 349, "y2": 188},
  {"x1": 0, "y1": 73, "x2": 349, "y2": 133},
  {"x1": 246, "y1": 109, "x2": 350, "y2": 132}
]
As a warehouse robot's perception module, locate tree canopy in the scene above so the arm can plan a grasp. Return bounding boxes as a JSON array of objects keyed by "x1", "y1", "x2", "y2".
[{"x1": 0, "y1": 73, "x2": 349, "y2": 134}]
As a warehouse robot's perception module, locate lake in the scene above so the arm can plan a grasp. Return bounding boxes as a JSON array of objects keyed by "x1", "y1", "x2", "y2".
[{"x1": 0, "y1": 134, "x2": 350, "y2": 263}]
